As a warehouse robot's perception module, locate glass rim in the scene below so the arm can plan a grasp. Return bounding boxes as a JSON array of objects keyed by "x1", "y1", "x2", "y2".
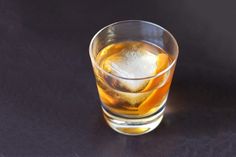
[{"x1": 89, "y1": 20, "x2": 179, "y2": 81}]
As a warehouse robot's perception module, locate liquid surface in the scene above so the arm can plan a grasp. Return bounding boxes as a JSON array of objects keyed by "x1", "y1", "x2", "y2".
[{"x1": 95, "y1": 41, "x2": 174, "y2": 117}]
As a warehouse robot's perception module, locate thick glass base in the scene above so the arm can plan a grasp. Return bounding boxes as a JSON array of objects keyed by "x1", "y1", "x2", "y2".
[{"x1": 102, "y1": 106, "x2": 165, "y2": 136}]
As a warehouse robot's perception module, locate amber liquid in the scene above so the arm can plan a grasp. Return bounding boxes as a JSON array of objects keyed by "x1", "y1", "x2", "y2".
[{"x1": 94, "y1": 41, "x2": 175, "y2": 117}]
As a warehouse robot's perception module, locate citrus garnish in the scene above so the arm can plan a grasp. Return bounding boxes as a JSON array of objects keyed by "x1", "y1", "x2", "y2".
[
  {"x1": 142, "y1": 53, "x2": 169, "y2": 92},
  {"x1": 138, "y1": 53, "x2": 170, "y2": 115}
]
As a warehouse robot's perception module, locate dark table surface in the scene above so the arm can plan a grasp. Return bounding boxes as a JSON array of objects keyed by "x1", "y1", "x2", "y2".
[{"x1": 0, "y1": 0, "x2": 236, "y2": 156}]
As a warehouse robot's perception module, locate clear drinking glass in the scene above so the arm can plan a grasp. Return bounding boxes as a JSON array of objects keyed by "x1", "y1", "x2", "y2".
[{"x1": 89, "y1": 20, "x2": 179, "y2": 135}]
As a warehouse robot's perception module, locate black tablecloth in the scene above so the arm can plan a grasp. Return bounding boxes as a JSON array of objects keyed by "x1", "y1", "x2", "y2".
[{"x1": 0, "y1": 0, "x2": 235, "y2": 156}]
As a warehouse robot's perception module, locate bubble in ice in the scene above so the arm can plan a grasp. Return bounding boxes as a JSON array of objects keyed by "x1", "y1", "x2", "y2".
[{"x1": 103, "y1": 48, "x2": 158, "y2": 91}]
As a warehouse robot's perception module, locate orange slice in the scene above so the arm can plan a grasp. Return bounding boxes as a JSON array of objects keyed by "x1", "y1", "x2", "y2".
[
  {"x1": 97, "y1": 85, "x2": 118, "y2": 106},
  {"x1": 142, "y1": 53, "x2": 169, "y2": 92},
  {"x1": 138, "y1": 53, "x2": 171, "y2": 115},
  {"x1": 138, "y1": 83, "x2": 170, "y2": 115}
]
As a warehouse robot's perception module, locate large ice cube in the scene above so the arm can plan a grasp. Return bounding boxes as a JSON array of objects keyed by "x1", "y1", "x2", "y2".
[{"x1": 103, "y1": 48, "x2": 158, "y2": 92}]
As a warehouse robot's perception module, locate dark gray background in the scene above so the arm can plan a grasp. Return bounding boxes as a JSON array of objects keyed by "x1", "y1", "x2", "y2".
[{"x1": 0, "y1": 0, "x2": 235, "y2": 156}]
